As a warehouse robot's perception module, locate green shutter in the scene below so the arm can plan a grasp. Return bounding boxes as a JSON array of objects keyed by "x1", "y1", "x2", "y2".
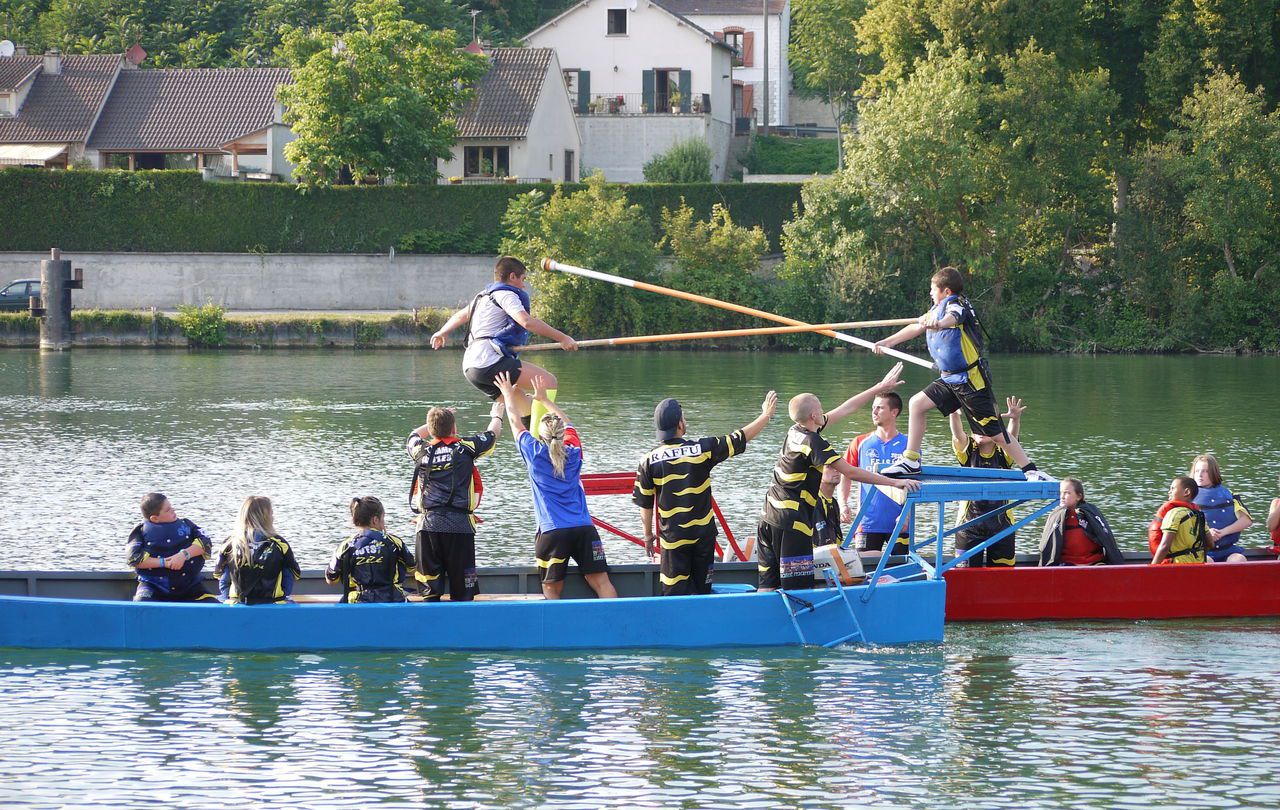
[
  {"x1": 678, "y1": 70, "x2": 691, "y2": 113},
  {"x1": 577, "y1": 70, "x2": 590, "y2": 114},
  {"x1": 642, "y1": 69, "x2": 654, "y2": 113}
]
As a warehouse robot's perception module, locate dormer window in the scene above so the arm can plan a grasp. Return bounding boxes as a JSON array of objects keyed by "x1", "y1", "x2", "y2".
[
  {"x1": 607, "y1": 8, "x2": 627, "y2": 35},
  {"x1": 0, "y1": 93, "x2": 11, "y2": 116}
]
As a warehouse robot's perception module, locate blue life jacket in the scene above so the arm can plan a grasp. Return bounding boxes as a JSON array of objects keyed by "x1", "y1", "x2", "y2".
[
  {"x1": 1194, "y1": 484, "x2": 1243, "y2": 547},
  {"x1": 466, "y1": 282, "x2": 530, "y2": 356},
  {"x1": 126, "y1": 519, "x2": 207, "y2": 594},
  {"x1": 925, "y1": 294, "x2": 986, "y2": 386}
]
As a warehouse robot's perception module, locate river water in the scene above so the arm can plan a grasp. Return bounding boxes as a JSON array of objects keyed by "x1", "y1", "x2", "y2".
[{"x1": 1, "y1": 348, "x2": 1278, "y2": 807}]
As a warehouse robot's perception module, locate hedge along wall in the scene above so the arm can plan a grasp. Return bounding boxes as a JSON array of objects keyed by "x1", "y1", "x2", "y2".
[{"x1": 0, "y1": 170, "x2": 803, "y2": 254}]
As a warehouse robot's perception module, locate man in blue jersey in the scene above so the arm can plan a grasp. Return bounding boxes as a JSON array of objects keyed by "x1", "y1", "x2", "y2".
[{"x1": 839, "y1": 392, "x2": 911, "y2": 554}]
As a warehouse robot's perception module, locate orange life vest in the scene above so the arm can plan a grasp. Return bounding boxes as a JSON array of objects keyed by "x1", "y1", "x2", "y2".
[{"x1": 1147, "y1": 500, "x2": 1204, "y2": 561}]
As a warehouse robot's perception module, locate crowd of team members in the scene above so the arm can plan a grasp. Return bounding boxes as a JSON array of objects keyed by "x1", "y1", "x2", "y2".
[{"x1": 123, "y1": 259, "x2": 1280, "y2": 603}]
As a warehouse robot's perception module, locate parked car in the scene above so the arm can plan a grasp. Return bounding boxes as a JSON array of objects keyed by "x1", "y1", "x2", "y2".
[{"x1": 0, "y1": 279, "x2": 41, "y2": 311}]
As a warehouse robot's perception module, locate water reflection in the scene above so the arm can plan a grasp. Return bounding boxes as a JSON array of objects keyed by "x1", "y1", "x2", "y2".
[{"x1": 0, "y1": 625, "x2": 1278, "y2": 807}]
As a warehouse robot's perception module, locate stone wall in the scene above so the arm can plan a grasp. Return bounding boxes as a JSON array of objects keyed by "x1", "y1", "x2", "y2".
[{"x1": 0, "y1": 252, "x2": 497, "y2": 311}]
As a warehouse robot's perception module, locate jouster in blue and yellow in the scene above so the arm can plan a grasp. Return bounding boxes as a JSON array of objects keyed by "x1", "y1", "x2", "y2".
[{"x1": 926, "y1": 294, "x2": 988, "y2": 389}]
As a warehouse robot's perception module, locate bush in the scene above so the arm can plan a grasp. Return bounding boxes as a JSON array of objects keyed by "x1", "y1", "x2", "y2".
[
  {"x1": 0, "y1": 169, "x2": 801, "y2": 254},
  {"x1": 642, "y1": 139, "x2": 713, "y2": 183},
  {"x1": 175, "y1": 300, "x2": 228, "y2": 347}
]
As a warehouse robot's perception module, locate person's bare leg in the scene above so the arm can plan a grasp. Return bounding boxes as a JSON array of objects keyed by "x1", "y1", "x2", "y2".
[
  {"x1": 993, "y1": 432, "x2": 1032, "y2": 468},
  {"x1": 542, "y1": 580, "x2": 565, "y2": 599},
  {"x1": 584, "y1": 572, "x2": 618, "y2": 599}
]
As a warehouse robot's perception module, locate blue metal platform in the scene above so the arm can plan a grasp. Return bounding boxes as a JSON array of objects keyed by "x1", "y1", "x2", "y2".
[{"x1": 843, "y1": 466, "x2": 1060, "y2": 601}]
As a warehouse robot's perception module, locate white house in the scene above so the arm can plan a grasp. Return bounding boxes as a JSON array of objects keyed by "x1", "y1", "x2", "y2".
[
  {"x1": 659, "y1": 0, "x2": 790, "y2": 127},
  {"x1": 438, "y1": 46, "x2": 582, "y2": 184},
  {"x1": 524, "y1": 0, "x2": 735, "y2": 181}
]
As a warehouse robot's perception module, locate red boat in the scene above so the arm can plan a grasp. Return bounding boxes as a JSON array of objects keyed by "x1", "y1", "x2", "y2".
[{"x1": 943, "y1": 555, "x2": 1280, "y2": 621}]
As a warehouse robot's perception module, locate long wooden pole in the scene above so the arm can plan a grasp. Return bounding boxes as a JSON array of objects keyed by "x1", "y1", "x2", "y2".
[
  {"x1": 540, "y1": 258, "x2": 933, "y2": 369},
  {"x1": 515, "y1": 318, "x2": 919, "y2": 351}
]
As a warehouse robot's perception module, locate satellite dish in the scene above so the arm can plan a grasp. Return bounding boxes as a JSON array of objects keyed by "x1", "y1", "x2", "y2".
[{"x1": 0, "y1": 41, "x2": 16, "y2": 59}]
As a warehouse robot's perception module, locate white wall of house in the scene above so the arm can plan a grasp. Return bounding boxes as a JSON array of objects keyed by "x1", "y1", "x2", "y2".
[
  {"x1": 697, "y1": 8, "x2": 789, "y2": 125},
  {"x1": 266, "y1": 122, "x2": 296, "y2": 181},
  {"x1": 527, "y1": 0, "x2": 732, "y2": 125},
  {"x1": 576, "y1": 114, "x2": 731, "y2": 181}
]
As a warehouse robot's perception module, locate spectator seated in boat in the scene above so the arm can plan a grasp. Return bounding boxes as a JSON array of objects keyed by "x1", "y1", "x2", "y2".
[
  {"x1": 1149, "y1": 477, "x2": 1209, "y2": 565},
  {"x1": 815, "y1": 465, "x2": 844, "y2": 547},
  {"x1": 1189, "y1": 454, "x2": 1252, "y2": 563},
  {"x1": 1038, "y1": 478, "x2": 1124, "y2": 566},
  {"x1": 325, "y1": 496, "x2": 416, "y2": 603},
  {"x1": 214, "y1": 496, "x2": 302, "y2": 605},
  {"x1": 1269, "y1": 477, "x2": 1280, "y2": 555},
  {"x1": 125, "y1": 492, "x2": 218, "y2": 602},
  {"x1": 494, "y1": 372, "x2": 617, "y2": 601}
]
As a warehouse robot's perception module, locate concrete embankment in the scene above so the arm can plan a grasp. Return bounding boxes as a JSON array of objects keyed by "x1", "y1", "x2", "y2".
[
  {"x1": 0, "y1": 310, "x2": 452, "y2": 349},
  {"x1": 0, "y1": 252, "x2": 495, "y2": 311}
]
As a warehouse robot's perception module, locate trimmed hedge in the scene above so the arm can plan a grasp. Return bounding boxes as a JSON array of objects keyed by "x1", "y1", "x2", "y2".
[{"x1": 0, "y1": 170, "x2": 802, "y2": 254}]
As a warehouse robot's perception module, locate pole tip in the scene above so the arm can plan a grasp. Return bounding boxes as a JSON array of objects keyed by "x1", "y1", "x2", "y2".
[{"x1": 540, "y1": 257, "x2": 553, "y2": 272}]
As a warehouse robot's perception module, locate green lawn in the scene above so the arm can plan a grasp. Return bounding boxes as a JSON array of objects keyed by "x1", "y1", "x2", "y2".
[{"x1": 741, "y1": 135, "x2": 839, "y2": 175}]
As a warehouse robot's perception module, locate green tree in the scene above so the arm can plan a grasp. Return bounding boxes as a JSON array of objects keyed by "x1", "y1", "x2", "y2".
[
  {"x1": 277, "y1": 0, "x2": 485, "y2": 186},
  {"x1": 790, "y1": 0, "x2": 873, "y2": 130},
  {"x1": 641, "y1": 138, "x2": 713, "y2": 183},
  {"x1": 499, "y1": 173, "x2": 662, "y2": 336},
  {"x1": 658, "y1": 201, "x2": 768, "y2": 332}
]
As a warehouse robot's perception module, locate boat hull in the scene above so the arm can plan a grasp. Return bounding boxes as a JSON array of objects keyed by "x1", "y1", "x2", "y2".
[
  {"x1": 0, "y1": 579, "x2": 945, "y2": 652},
  {"x1": 944, "y1": 559, "x2": 1280, "y2": 621}
]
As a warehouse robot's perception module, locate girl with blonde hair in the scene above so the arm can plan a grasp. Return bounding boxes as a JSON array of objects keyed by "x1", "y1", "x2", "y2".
[
  {"x1": 494, "y1": 372, "x2": 616, "y2": 601},
  {"x1": 1189, "y1": 454, "x2": 1253, "y2": 563},
  {"x1": 214, "y1": 496, "x2": 302, "y2": 604}
]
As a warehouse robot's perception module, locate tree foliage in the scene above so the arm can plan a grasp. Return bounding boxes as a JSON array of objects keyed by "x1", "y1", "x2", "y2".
[
  {"x1": 659, "y1": 201, "x2": 768, "y2": 332},
  {"x1": 277, "y1": 0, "x2": 486, "y2": 186}
]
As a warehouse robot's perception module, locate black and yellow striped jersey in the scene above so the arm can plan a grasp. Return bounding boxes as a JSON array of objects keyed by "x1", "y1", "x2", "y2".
[
  {"x1": 632, "y1": 431, "x2": 746, "y2": 548},
  {"x1": 759, "y1": 424, "x2": 840, "y2": 537}
]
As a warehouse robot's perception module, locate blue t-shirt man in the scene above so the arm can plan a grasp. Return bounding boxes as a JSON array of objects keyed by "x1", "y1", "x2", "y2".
[
  {"x1": 516, "y1": 426, "x2": 591, "y2": 531},
  {"x1": 844, "y1": 431, "x2": 909, "y2": 534}
]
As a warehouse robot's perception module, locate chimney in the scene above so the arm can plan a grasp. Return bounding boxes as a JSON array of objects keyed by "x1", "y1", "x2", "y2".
[
  {"x1": 14, "y1": 44, "x2": 28, "y2": 56},
  {"x1": 43, "y1": 48, "x2": 61, "y2": 75}
]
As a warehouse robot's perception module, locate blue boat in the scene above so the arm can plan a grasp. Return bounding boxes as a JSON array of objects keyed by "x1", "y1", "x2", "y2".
[{"x1": 0, "y1": 578, "x2": 944, "y2": 651}]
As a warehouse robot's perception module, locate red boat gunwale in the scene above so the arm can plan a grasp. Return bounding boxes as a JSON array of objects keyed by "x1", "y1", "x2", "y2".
[{"x1": 944, "y1": 559, "x2": 1280, "y2": 621}]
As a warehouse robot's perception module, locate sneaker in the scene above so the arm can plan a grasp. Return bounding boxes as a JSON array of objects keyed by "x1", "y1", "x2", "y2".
[
  {"x1": 1024, "y1": 468, "x2": 1055, "y2": 482},
  {"x1": 880, "y1": 457, "x2": 922, "y2": 477}
]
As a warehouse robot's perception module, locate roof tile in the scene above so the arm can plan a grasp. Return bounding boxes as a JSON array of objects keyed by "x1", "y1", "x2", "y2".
[
  {"x1": 0, "y1": 55, "x2": 42, "y2": 90},
  {"x1": 87, "y1": 67, "x2": 293, "y2": 151},
  {"x1": 455, "y1": 47, "x2": 553, "y2": 140},
  {"x1": 0, "y1": 54, "x2": 122, "y2": 143}
]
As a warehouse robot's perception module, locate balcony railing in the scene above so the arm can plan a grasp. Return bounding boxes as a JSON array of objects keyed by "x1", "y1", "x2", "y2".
[{"x1": 576, "y1": 92, "x2": 713, "y2": 116}]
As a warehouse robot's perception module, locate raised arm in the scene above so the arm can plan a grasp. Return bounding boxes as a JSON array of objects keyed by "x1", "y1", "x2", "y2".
[
  {"x1": 1002, "y1": 396, "x2": 1025, "y2": 441},
  {"x1": 948, "y1": 410, "x2": 968, "y2": 447},
  {"x1": 874, "y1": 321, "x2": 927, "y2": 352},
  {"x1": 839, "y1": 468, "x2": 855, "y2": 523},
  {"x1": 825, "y1": 363, "x2": 905, "y2": 425},
  {"x1": 430, "y1": 305, "x2": 472, "y2": 349},
  {"x1": 492, "y1": 372, "x2": 524, "y2": 441},
  {"x1": 740, "y1": 390, "x2": 778, "y2": 441},
  {"x1": 831, "y1": 456, "x2": 921, "y2": 493},
  {"x1": 513, "y1": 311, "x2": 577, "y2": 351},
  {"x1": 531, "y1": 375, "x2": 571, "y2": 423}
]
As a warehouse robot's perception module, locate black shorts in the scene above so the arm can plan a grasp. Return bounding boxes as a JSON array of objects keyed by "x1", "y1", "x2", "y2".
[
  {"x1": 133, "y1": 580, "x2": 218, "y2": 602},
  {"x1": 923, "y1": 370, "x2": 1009, "y2": 440},
  {"x1": 955, "y1": 523, "x2": 1016, "y2": 567},
  {"x1": 464, "y1": 354, "x2": 523, "y2": 401},
  {"x1": 535, "y1": 525, "x2": 610, "y2": 583},
  {"x1": 416, "y1": 530, "x2": 479, "y2": 601},
  {"x1": 659, "y1": 534, "x2": 716, "y2": 596},
  {"x1": 756, "y1": 522, "x2": 815, "y2": 591},
  {"x1": 857, "y1": 532, "x2": 910, "y2": 555}
]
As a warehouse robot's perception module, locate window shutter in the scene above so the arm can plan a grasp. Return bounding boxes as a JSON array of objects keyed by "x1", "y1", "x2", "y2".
[
  {"x1": 678, "y1": 70, "x2": 691, "y2": 113},
  {"x1": 742, "y1": 31, "x2": 754, "y2": 67},
  {"x1": 642, "y1": 69, "x2": 654, "y2": 112},
  {"x1": 578, "y1": 70, "x2": 590, "y2": 114},
  {"x1": 742, "y1": 84, "x2": 753, "y2": 118},
  {"x1": 714, "y1": 30, "x2": 724, "y2": 40}
]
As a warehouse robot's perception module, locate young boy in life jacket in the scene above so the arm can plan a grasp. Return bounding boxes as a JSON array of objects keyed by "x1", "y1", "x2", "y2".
[
  {"x1": 126, "y1": 493, "x2": 218, "y2": 602},
  {"x1": 428, "y1": 256, "x2": 577, "y2": 428},
  {"x1": 1150, "y1": 477, "x2": 1209, "y2": 565},
  {"x1": 872, "y1": 266, "x2": 1052, "y2": 483}
]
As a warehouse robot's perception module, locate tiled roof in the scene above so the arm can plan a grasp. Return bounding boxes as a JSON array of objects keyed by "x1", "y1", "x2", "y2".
[
  {"x1": 455, "y1": 48, "x2": 553, "y2": 140},
  {"x1": 0, "y1": 55, "x2": 42, "y2": 89},
  {"x1": 659, "y1": 0, "x2": 787, "y2": 14},
  {"x1": 88, "y1": 67, "x2": 292, "y2": 151},
  {"x1": 0, "y1": 54, "x2": 122, "y2": 144}
]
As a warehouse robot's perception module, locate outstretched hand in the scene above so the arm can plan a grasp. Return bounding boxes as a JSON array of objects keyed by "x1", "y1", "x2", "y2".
[
  {"x1": 761, "y1": 390, "x2": 778, "y2": 416},
  {"x1": 1002, "y1": 396, "x2": 1025, "y2": 420},
  {"x1": 493, "y1": 371, "x2": 516, "y2": 396},
  {"x1": 430, "y1": 331, "x2": 447, "y2": 350},
  {"x1": 531, "y1": 374, "x2": 551, "y2": 402},
  {"x1": 895, "y1": 479, "x2": 922, "y2": 493},
  {"x1": 876, "y1": 362, "x2": 906, "y2": 393}
]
